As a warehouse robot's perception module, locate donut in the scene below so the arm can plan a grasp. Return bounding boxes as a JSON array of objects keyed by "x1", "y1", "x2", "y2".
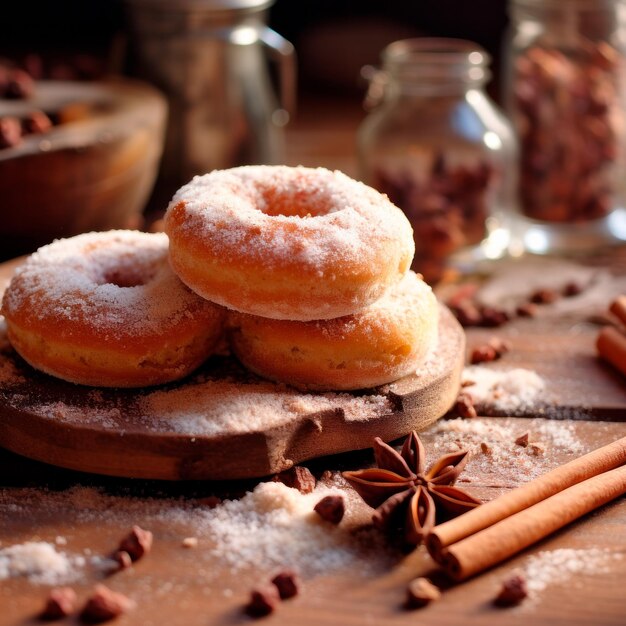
[
  {"x1": 1, "y1": 231, "x2": 226, "y2": 387},
  {"x1": 227, "y1": 271, "x2": 439, "y2": 391},
  {"x1": 164, "y1": 165, "x2": 415, "y2": 321}
]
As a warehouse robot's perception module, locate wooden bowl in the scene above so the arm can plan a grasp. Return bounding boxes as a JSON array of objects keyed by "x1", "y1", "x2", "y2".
[{"x1": 0, "y1": 78, "x2": 167, "y2": 259}]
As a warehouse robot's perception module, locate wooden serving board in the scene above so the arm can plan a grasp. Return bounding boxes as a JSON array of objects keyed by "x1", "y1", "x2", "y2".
[{"x1": 0, "y1": 260, "x2": 464, "y2": 480}]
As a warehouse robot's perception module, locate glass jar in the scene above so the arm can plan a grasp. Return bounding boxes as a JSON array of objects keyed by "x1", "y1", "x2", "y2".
[
  {"x1": 358, "y1": 38, "x2": 517, "y2": 283},
  {"x1": 506, "y1": 0, "x2": 626, "y2": 254}
]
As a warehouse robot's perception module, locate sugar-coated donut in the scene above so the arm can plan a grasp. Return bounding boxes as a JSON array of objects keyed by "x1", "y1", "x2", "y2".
[
  {"x1": 164, "y1": 165, "x2": 415, "y2": 321},
  {"x1": 1, "y1": 231, "x2": 226, "y2": 387},
  {"x1": 227, "y1": 271, "x2": 439, "y2": 391}
]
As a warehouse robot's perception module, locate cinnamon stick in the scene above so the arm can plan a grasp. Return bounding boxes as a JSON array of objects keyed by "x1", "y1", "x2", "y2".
[
  {"x1": 597, "y1": 326, "x2": 626, "y2": 377},
  {"x1": 609, "y1": 295, "x2": 626, "y2": 327},
  {"x1": 435, "y1": 464, "x2": 626, "y2": 581},
  {"x1": 426, "y1": 436, "x2": 626, "y2": 556}
]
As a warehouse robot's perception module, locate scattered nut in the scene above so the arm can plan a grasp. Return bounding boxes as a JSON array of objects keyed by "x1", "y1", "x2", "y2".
[
  {"x1": 80, "y1": 585, "x2": 133, "y2": 623},
  {"x1": 450, "y1": 301, "x2": 482, "y2": 327},
  {"x1": 118, "y1": 525, "x2": 153, "y2": 562},
  {"x1": 272, "y1": 466, "x2": 316, "y2": 494},
  {"x1": 313, "y1": 495, "x2": 345, "y2": 524},
  {"x1": 182, "y1": 537, "x2": 198, "y2": 549},
  {"x1": 111, "y1": 550, "x2": 132, "y2": 571},
  {"x1": 516, "y1": 302, "x2": 537, "y2": 318},
  {"x1": 271, "y1": 570, "x2": 300, "y2": 600},
  {"x1": 454, "y1": 392, "x2": 477, "y2": 419},
  {"x1": 5, "y1": 68, "x2": 35, "y2": 99},
  {"x1": 479, "y1": 307, "x2": 509, "y2": 328},
  {"x1": 22, "y1": 110, "x2": 52, "y2": 135},
  {"x1": 480, "y1": 442, "x2": 492, "y2": 455},
  {"x1": 245, "y1": 585, "x2": 280, "y2": 618},
  {"x1": 487, "y1": 336, "x2": 512, "y2": 358},
  {"x1": 470, "y1": 344, "x2": 497, "y2": 364},
  {"x1": 493, "y1": 573, "x2": 528, "y2": 607},
  {"x1": 405, "y1": 577, "x2": 441, "y2": 609},
  {"x1": 514, "y1": 432, "x2": 530, "y2": 447},
  {"x1": 0, "y1": 116, "x2": 22, "y2": 149},
  {"x1": 530, "y1": 288, "x2": 558, "y2": 305},
  {"x1": 562, "y1": 281, "x2": 583, "y2": 297},
  {"x1": 40, "y1": 587, "x2": 77, "y2": 620},
  {"x1": 528, "y1": 443, "x2": 545, "y2": 456}
]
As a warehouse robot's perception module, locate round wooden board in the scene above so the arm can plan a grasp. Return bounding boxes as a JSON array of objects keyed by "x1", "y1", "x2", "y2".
[{"x1": 0, "y1": 260, "x2": 465, "y2": 481}]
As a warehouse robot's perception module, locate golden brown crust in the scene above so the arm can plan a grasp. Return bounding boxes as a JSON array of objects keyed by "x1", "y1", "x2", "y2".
[
  {"x1": 164, "y1": 166, "x2": 415, "y2": 321},
  {"x1": 227, "y1": 272, "x2": 439, "y2": 391},
  {"x1": 1, "y1": 231, "x2": 226, "y2": 387}
]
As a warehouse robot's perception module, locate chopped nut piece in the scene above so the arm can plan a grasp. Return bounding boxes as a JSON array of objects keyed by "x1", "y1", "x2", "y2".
[
  {"x1": 182, "y1": 537, "x2": 198, "y2": 548},
  {"x1": 0, "y1": 116, "x2": 22, "y2": 149},
  {"x1": 480, "y1": 442, "x2": 492, "y2": 455},
  {"x1": 272, "y1": 466, "x2": 316, "y2": 493},
  {"x1": 271, "y1": 570, "x2": 300, "y2": 599},
  {"x1": 479, "y1": 307, "x2": 509, "y2": 328},
  {"x1": 487, "y1": 337, "x2": 512, "y2": 358},
  {"x1": 112, "y1": 550, "x2": 132, "y2": 571},
  {"x1": 450, "y1": 302, "x2": 482, "y2": 327},
  {"x1": 530, "y1": 288, "x2": 558, "y2": 305},
  {"x1": 516, "y1": 302, "x2": 537, "y2": 318},
  {"x1": 319, "y1": 470, "x2": 334, "y2": 482},
  {"x1": 493, "y1": 573, "x2": 528, "y2": 607},
  {"x1": 405, "y1": 577, "x2": 441, "y2": 609},
  {"x1": 454, "y1": 392, "x2": 477, "y2": 419},
  {"x1": 313, "y1": 495, "x2": 345, "y2": 524},
  {"x1": 118, "y1": 525, "x2": 153, "y2": 562},
  {"x1": 562, "y1": 281, "x2": 583, "y2": 297},
  {"x1": 245, "y1": 585, "x2": 280, "y2": 617},
  {"x1": 22, "y1": 110, "x2": 52, "y2": 135},
  {"x1": 515, "y1": 432, "x2": 530, "y2": 447},
  {"x1": 528, "y1": 443, "x2": 544, "y2": 456},
  {"x1": 40, "y1": 587, "x2": 77, "y2": 620},
  {"x1": 80, "y1": 585, "x2": 133, "y2": 623},
  {"x1": 470, "y1": 344, "x2": 497, "y2": 364}
]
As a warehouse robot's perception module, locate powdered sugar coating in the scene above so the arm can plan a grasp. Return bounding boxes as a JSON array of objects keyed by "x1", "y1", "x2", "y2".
[
  {"x1": 168, "y1": 166, "x2": 412, "y2": 270},
  {"x1": 1, "y1": 231, "x2": 225, "y2": 387},
  {"x1": 165, "y1": 166, "x2": 415, "y2": 320},
  {"x1": 2, "y1": 230, "x2": 210, "y2": 339}
]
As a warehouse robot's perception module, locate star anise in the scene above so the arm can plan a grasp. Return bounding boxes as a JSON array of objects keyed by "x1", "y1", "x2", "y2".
[{"x1": 343, "y1": 431, "x2": 480, "y2": 547}]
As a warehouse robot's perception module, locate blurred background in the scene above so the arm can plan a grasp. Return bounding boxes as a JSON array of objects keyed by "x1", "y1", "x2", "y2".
[{"x1": 1, "y1": 0, "x2": 624, "y2": 273}]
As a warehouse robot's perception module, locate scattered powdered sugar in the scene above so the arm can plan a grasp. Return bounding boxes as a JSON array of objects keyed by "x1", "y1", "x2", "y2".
[
  {"x1": 193, "y1": 481, "x2": 388, "y2": 576},
  {"x1": 514, "y1": 548, "x2": 624, "y2": 608},
  {"x1": 462, "y1": 366, "x2": 546, "y2": 415},
  {"x1": 36, "y1": 402, "x2": 123, "y2": 430},
  {"x1": 0, "y1": 480, "x2": 392, "y2": 582},
  {"x1": 0, "y1": 541, "x2": 85, "y2": 585},
  {"x1": 138, "y1": 377, "x2": 392, "y2": 435},
  {"x1": 425, "y1": 417, "x2": 585, "y2": 486}
]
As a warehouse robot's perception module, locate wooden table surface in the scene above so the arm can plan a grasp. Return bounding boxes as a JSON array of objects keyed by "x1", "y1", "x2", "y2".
[{"x1": 1, "y1": 96, "x2": 625, "y2": 626}]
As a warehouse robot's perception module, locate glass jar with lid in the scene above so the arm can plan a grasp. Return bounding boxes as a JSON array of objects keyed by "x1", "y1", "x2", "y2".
[
  {"x1": 358, "y1": 38, "x2": 517, "y2": 283},
  {"x1": 505, "y1": 0, "x2": 626, "y2": 254}
]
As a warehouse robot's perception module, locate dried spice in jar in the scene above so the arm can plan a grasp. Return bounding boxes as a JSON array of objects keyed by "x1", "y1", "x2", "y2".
[
  {"x1": 358, "y1": 38, "x2": 517, "y2": 282},
  {"x1": 506, "y1": 0, "x2": 626, "y2": 252}
]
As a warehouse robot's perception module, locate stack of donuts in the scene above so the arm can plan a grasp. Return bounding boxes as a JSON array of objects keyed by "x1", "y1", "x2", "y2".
[{"x1": 1, "y1": 165, "x2": 440, "y2": 391}]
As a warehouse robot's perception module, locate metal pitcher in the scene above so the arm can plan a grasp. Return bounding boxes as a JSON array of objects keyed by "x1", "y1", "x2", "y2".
[{"x1": 125, "y1": 0, "x2": 296, "y2": 202}]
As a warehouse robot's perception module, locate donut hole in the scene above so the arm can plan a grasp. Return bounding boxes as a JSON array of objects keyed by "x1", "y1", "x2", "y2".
[
  {"x1": 100, "y1": 259, "x2": 161, "y2": 288},
  {"x1": 259, "y1": 186, "x2": 334, "y2": 219}
]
